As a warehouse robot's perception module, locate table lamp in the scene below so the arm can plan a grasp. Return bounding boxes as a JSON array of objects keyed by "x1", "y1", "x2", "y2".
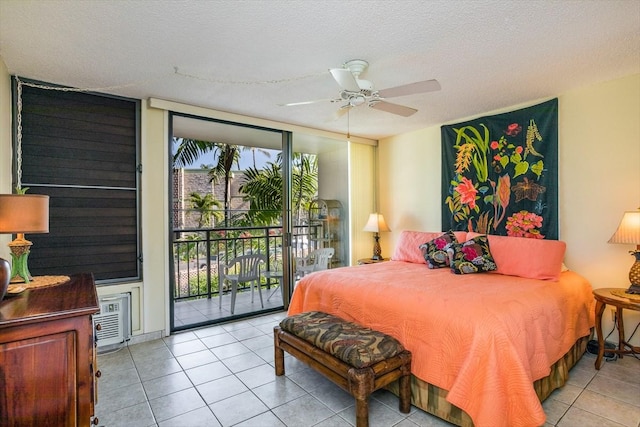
[
  {"x1": 363, "y1": 213, "x2": 390, "y2": 260},
  {"x1": 0, "y1": 193, "x2": 50, "y2": 284},
  {"x1": 608, "y1": 208, "x2": 640, "y2": 294}
]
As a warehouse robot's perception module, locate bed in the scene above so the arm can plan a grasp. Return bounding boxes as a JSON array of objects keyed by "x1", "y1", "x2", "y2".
[{"x1": 288, "y1": 231, "x2": 595, "y2": 427}]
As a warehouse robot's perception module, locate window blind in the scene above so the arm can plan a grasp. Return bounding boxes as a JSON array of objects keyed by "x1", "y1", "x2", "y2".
[{"x1": 14, "y1": 79, "x2": 141, "y2": 283}]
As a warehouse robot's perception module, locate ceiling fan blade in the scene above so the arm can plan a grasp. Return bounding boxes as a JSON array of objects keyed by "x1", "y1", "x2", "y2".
[
  {"x1": 329, "y1": 68, "x2": 360, "y2": 92},
  {"x1": 369, "y1": 100, "x2": 417, "y2": 117},
  {"x1": 331, "y1": 105, "x2": 351, "y2": 121},
  {"x1": 378, "y1": 79, "x2": 441, "y2": 98},
  {"x1": 279, "y1": 98, "x2": 337, "y2": 107}
]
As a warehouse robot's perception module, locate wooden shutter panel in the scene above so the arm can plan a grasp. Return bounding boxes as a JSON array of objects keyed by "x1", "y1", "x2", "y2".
[{"x1": 16, "y1": 80, "x2": 141, "y2": 282}]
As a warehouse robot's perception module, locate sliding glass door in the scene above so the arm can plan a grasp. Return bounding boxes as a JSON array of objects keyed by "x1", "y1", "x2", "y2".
[
  {"x1": 169, "y1": 114, "x2": 288, "y2": 331},
  {"x1": 168, "y1": 113, "x2": 350, "y2": 332}
]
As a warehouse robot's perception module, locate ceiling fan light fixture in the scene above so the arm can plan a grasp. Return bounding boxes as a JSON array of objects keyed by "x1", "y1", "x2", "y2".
[{"x1": 350, "y1": 95, "x2": 366, "y2": 107}]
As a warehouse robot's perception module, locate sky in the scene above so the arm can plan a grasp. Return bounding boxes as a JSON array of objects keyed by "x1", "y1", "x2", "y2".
[
  {"x1": 196, "y1": 148, "x2": 278, "y2": 171},
  {"x1": 172, "y1": 139, "x2": 280, "y2": 171}
]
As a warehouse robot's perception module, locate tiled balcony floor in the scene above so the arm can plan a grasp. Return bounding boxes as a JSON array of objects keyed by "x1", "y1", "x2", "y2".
[
  {"x1": 96, "y1": 312, "x2": 640, "y2": 427},
  {"x1": 174, "y1": 286, "x2": 285, "y2": 328}
]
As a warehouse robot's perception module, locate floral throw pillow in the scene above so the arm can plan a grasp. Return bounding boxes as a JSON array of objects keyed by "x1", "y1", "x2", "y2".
[
  {"x1": 448, "y1": 235, "x2": 497, "y2": 274},
  {"x1": 419, "y1": 230, "x2": 458, "y2": 269}
]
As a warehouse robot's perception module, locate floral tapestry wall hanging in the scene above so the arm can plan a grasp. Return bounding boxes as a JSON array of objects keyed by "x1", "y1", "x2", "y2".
[{"x1": 441, "y1": 98, "x2": 558, "y2": 239}]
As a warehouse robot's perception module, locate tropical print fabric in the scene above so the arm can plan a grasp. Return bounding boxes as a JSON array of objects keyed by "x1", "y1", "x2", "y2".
[
  {"x1": 280, "y1": 311, "x2": 405, "y2": 368},
  {"x1": 419, "y1": 230, "x2": 458, "y2": 268},
  {"x1": 448, "y1": 235, "x2": 497, "y2": 274},
  {"x1": 441, "y1": 99, "x2": 558, "y2": 239}
]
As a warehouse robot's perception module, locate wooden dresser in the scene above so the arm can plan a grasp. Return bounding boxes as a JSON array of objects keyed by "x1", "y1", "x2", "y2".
[{"x1": 0, "y1": 273, "x2": 100, "y2": 426}]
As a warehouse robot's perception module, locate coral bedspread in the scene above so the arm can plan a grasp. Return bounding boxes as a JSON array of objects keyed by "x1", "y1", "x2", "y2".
[{"x1": 288, "y1": 261, "x2": 595, "y2": 427}]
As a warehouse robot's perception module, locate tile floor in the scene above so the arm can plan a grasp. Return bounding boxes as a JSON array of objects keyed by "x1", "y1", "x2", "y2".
[
  {"x1": 96, "y1": 312, "x2": 640, "y2": 427},
  {"x1": 173, "y1": 287, "x2": 285, "y2": 328}
]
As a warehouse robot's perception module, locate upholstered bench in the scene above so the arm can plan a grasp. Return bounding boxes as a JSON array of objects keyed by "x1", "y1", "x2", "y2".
[{"x1": 274, "y1": 311, "x2": 412, "y2": 427}]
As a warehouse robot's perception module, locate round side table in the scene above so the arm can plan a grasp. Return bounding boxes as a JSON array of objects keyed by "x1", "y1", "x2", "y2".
[{"x1": 592, "y1": 287, "x2": 640, "y2": 369}]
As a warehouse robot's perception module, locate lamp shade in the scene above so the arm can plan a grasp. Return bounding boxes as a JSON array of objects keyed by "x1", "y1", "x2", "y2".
[
  {"x1": 608, "y1": 210, "x2": 640, "y2": 246},
  {"x1": 0, "y1": 194, "x2": 50, "y2": 234},
  {"x1": 363, "y1": 213, "x2": 390, "y2": 233}
]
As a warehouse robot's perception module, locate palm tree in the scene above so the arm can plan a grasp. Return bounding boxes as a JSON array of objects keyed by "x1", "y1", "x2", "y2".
[
  {"x1": 292, "y1": 153, "x2": 318, "y2": 223},
  {"x1": 239, "y1": 153, "x2": 318, "y2": 225},
  {"x1": 240, "y1": 163, "x2": 283, "y2": 225},
  {"x1": 206, "y1": 144, "x2": 241, "y2": 226},
  {"x1": 189, "y1": 192, "x2": 222, "y2": 228},
  {"x1": 173, "y1": 138, "x2": 218, "y2": 168},
  {"x1": 173, "y1": 138, "x2": 240, "y2": 226}
]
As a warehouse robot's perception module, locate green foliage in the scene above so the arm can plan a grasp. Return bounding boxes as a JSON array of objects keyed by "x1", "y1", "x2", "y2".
[
  {"x1": 239, "y1": 163, "x2": 283, "y2": 225},
  {"x1": 513, "y1": 161, "x2": 529, "y2": 178},
  {"x1": 186, "y1": 271, "x2": 221, "y2": 296},
  {"x1": 531, "y1": 160, "x2": 544, "y2": 178},
  {"x1": 173, "y1": 138, "x2": 241, "y2": 226},
  {"x1": 239, "y1": 153, "x2": 318, "y2": 226},
  {"x1": 445, "y1": 189, "x2": 471, "y2": 222},
  {"x1": 189, "y1": 192, "x2": 223, "y2": 227},
  {"x1": 173, "y1": 138, "x2": 220, "y2": 168},
  {"x1": 454, "y1": 124, "x2": 490, "y2": 183},
  {"x1": 175, "y1": 233, "x2": 201, "y2": 262}
]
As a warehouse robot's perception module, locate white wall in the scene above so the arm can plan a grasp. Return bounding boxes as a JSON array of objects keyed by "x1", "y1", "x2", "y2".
[{"x1": 379, "y1": 73, "x2": 640, "y2": 345}]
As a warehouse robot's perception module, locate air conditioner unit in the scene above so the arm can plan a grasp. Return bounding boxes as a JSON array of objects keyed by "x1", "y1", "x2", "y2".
[{"x1": 93, "y1": 293, "x2": 131, "y2": 349}]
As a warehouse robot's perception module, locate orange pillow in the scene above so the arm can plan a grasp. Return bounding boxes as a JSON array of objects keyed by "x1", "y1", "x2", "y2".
[
  {"x1": 393, "y1": 230, "x2": 467, "y2": 264},
  {"x1": 467, "y1": 232, "x2": 566, "y2": 281}
]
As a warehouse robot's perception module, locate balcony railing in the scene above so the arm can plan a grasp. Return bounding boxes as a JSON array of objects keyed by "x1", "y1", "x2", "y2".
[{"x1": 172, "y1": 224, "x2": 318, "y2": 302}]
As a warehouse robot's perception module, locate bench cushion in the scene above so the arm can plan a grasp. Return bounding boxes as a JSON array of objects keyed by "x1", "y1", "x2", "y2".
[{"x1": 279, "y1": 311, "x2": 406, "y2": 368}]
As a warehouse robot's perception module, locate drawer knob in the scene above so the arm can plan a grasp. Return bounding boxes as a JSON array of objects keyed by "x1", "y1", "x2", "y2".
[
  {"x1": 92, "y1": 417, "x2": 99, "y2": 425},
  {"x1": 95, "y1": 370, "x2": 102, "y2": 378},
  {"x1": 95, "y1": 323, "x2": 102, "y2": 331}
]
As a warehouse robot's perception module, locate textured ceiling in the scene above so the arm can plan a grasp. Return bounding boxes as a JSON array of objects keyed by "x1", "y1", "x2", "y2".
[{"x1": 1, "y1": 0, "x2": 639, "y2": 140}]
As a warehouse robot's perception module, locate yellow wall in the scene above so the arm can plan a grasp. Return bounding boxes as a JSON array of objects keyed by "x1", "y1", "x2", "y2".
[
  {"x1": 379, "y1": 73, "x2": 640, "y2": 344},
  {"x1": 0, "y1": 61, "x2": 11, "y2": 259},
  {"x1": 349, "y1": 142, "x2": 376, "y2": 263}
]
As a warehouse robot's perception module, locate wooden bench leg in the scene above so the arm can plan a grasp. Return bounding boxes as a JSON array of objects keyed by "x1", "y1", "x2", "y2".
[
  {"x1": 274, "y1": 327, "x2": 285, "y2": 376},
  {"x1": 348, "y1": 367, "x2": 374, "y2": 427},
  {"x1": 355, "y1": 397, "x2": 369, "y2": 427},
  {"x1": 399, "y1": 370, "x2": 411, "y2": 413}
]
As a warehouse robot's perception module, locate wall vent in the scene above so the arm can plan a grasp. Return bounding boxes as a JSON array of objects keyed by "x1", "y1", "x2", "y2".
[{"x1": 93, "y1": 293, "x2": 131, "y2": 348}]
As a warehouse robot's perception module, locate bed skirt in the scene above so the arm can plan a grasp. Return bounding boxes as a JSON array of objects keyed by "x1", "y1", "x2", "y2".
[{"x1": 386, "y1": 334, "x2": 590, "y2": 426}]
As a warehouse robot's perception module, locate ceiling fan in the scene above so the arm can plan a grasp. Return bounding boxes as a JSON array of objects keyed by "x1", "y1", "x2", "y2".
[{"x1": 281, "y1": 59, "x2": 441, "y2": 117}]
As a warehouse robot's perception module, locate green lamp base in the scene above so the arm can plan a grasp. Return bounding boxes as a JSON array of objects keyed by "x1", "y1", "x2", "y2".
[{"x1": 10, "y1": 250, "x2": 32, "y2": 284}]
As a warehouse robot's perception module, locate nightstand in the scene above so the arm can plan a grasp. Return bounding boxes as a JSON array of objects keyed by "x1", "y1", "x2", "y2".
[
  {"x1": 357, "y1": 258, "x2": 389, "y2": 265},
  {"x1": 592, "y1": 287, "x2": 640, "y2": 369}
]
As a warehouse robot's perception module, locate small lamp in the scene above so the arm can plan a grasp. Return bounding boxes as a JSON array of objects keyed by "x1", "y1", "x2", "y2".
[
  {"x1": 0, "y1": 194, "x2": 49, "y2": 284},
  {"x1": 608, "y1": 208, "x2": 640, "y2": 294},
  {"x1": 363, "y1": 213, "x2": 391, "y2": 260}
]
